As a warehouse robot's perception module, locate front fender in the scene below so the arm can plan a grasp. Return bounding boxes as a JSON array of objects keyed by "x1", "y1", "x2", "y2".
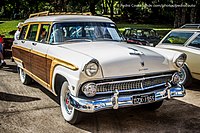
[{"x1": 52, "y1": 65, "x2": 81, "y2": 96}]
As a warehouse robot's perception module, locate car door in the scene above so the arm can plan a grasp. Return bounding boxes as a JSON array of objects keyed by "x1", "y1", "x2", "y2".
[
  {"x1": 31, "y1": 23, "x2": 51, "y2": 87},
  {"x1": 186, "y1": 34, "x2": 200, "y2": 79},
  {"x1": 12, "y1": 24, "x2": 32, "y2": 71}
]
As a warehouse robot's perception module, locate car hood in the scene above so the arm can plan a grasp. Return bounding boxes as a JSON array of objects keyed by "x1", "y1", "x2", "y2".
[{"x1": 59, "y1": 41, "x2": 172, "y2": 78}]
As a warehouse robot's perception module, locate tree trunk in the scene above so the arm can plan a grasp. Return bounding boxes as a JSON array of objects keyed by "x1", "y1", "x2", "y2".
[
  {"x1": 104, "y1": 0, "x2": 108, "y2": 14},
  {"x1": 181, "y1": 8, "x2": 186, "y2": 26},
  {"x1": 174, "y1": 8, "x2": 181, "y2": 28},
  {"x1": 89, "y1": 2, "x2": 96, "y2": 15},
  {"x1": 110, "y1": 0, "x2": 114, "y2": 19},
  {"x1": 190, "y1": 8, "x2": 197, "y2": 23}
]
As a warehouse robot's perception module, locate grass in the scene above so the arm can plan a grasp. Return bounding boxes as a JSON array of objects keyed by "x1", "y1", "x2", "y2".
[
  {"x1": 0, "y1": 20, "x2": 23, "y2": 38},
  {"x1": 0, "y1": 20, "x2": 173, "y2": 38}
]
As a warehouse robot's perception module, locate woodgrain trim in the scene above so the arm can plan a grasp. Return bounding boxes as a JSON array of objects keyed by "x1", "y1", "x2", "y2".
[
  {"x1": 31, "y1": 50, "x2": 47, "y2": 58},
  {"x1": 23, "y1": 67, "x2": 55, "y2": 94},
  {"x1": 12, "y1": 45, "x2": 79, "y2": 90},
  {"x1": 12, "y1": 57, "x2": 23, "y2": 63}
]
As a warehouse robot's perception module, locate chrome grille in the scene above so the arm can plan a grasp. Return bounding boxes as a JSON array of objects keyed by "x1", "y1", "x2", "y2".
[{"x1": 96, "y1": 74, "x2": 172, "y2": 94}]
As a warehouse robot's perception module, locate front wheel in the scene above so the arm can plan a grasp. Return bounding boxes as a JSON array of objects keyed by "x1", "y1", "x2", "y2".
[
  {"x1": 19, "y1": 68, "x2": 32, "y2": 85},
  {"x1": 178, "y1": 65, "x2": 192, "y2": 87},
  {"x1": 60, "y1": 82, "x2": 81, "y2": 124}
]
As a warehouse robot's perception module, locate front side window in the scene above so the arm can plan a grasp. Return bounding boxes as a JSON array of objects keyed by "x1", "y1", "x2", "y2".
[
  {"x1": 162, "y1": 32, "x2": 193, "y2": 45},
  {"x1": 26, "y1": 24, "x2": 38, "y2": 41},
  {"x1": 19, "y1": 25, "x2": 28, "y2": 40},
  {"x1": 188, "y1": 34, "x2": 200, "y2": 48},
  {"x1": 49, "y1": 22, "x2": 123, "y2": 44}
]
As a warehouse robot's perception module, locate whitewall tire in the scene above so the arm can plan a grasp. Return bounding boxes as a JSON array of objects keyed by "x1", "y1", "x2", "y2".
[
  {"x1": 179, "y1": 65, "x2": 192, "y2": 87},
  {"x1": 19, "y1": 68, "x2": 32, "y2": 85},
  {"x1": 60, "y1": 82, "x2": 81, "y2": 124}
]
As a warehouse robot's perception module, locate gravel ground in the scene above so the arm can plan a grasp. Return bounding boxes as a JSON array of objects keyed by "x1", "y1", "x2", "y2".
[{"x1": 0, "y1": 59, "x2": 200, "y2": 133}]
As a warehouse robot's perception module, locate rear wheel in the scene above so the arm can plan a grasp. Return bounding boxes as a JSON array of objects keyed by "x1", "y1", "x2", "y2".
[
  {"x1": 142, "y1": 100, "x2": 163, "y2": 111},
  {"x1": 60, "y1": 82, "x2": 81, "y2": 124},
  {"x1": 179, "y1": 65, "x2": 192, "y2": 87},
  {"x1": 19, "y1": 68, "x2": 32, "y2": 85}
]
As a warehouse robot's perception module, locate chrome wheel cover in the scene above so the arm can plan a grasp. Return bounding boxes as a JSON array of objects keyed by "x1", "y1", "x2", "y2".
[{"x1": 178, "y1": 67, "x2": 186, "y2": 85}]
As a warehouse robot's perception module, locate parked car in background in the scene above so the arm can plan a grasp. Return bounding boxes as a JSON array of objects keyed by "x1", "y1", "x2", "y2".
[
  {"x1": 156, "y1": 28, "x2": 200, "y2": 86},
  {"x1": 12, "y1": 11, "x2": 186, "y2": 124},
  {"x1": 123, "y1": 28, "x2": 161, "y2": 46}
]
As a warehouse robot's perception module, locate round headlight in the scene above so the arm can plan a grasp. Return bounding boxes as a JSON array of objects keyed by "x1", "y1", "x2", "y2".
[
  {"x1": 171, "y1": 72, "x2": 181, "y2": 85},
  {"x1": 175, "y1": 54, "x2": 187, "y2": 68},
  {"x1": 82, "y1": 83, "x2": 97, "y2": 97},
  {"x1": 85, "y1": 60, "x2": 99, "y2": 77}
]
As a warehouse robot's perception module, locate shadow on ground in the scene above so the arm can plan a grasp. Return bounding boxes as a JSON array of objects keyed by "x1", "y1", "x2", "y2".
[
  {"x1": 75, "y1": 99, "x2": 200, "y2": 133},
  {"x1": 0, "y1": 64, "x2": 18, "y2": 73},
  {"x1": 0, "y1": 92, "x2": 41, "y2": 102}
]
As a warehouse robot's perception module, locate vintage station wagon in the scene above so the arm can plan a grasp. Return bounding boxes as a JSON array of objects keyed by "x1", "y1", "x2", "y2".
[{"x1": 12, "y1": 12, "x2": 186, "y2": 124}]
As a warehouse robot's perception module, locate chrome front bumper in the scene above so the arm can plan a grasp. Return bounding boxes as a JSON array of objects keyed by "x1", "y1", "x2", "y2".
[{"x1": 69, "y1": 85, "x2": 185, "y2": 113}]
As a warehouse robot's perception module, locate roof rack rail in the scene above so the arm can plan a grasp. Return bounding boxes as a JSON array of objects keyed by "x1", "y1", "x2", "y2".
[
  {"x1": 180, "y1": 24, "x2": 200, "y2": 29},
  {"x1": 29, "y1": 11, "x2": 92, "y2": 18}
]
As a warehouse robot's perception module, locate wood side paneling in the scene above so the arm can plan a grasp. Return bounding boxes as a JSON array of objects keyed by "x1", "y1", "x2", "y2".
[
  {"x1": 21, "y1": 50, "x2": 31, "y2": 71},
  {"x1": 31, "y1": 54, "x2": 47, "y2": 83},
  {"x1": 46, "y1": 59, "x2": 52, "y2": 84},
  {"x1": 12, "y1": 47, "x2": 21, "y2": 59}
]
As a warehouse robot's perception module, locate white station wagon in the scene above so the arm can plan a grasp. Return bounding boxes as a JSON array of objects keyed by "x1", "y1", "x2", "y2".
[{"x1": 12, "y1": 12, "x2": 186, "y2": 124}]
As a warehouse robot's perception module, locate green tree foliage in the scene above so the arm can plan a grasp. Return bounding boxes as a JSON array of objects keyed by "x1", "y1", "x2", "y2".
[{"x1": 0, "y1": 0, "x2": 199, "y2": 26}]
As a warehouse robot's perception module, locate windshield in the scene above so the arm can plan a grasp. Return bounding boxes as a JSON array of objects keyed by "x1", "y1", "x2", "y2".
[
  {"x1": 49, "y1": 22, "x2": 123, "y2": 44},
  {"x1": 162, "y1": 32, "x2": 193, "y2": 45}
]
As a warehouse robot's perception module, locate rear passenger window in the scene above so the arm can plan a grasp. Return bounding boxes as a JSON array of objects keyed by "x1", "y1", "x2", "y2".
[
  {"x1": 19, "y1": 25, "x2": 28, "y2": 40},
  {"x1": 38, "y1": 24, "x2": 50, "y2": 43},
  {"x1": 26, "y1": 24, "x2": 38, "y2": 41}
]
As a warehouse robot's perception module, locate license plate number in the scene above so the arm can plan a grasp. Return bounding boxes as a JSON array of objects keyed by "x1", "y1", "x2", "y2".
[{"x1": 132, "y1": 94, "x2": 155, "y2": 104}]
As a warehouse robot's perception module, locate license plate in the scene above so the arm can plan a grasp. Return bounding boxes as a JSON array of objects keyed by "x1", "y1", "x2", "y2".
[{"x1": 132, "y1": 94, "x2": 155, "y2": 105}]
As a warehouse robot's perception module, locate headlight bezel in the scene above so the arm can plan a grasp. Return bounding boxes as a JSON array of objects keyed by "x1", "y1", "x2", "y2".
[
  {"x1": 84, "y1": 59, "x2": 99, "y2": 77},
  {"x1": 175, "y1": 53, "x2": 187, "y2": 68}
]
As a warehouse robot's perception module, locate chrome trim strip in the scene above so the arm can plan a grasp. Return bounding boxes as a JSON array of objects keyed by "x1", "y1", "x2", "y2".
[{"x1": 96, "y1": 74, "x2": 172, "y2": 85}]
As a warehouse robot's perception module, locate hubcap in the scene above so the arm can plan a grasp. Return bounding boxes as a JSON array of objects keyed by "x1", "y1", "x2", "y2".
[
  {"x1": 20, "y1": 69, "x2": 26, "y2": 80},
  {"x1": 64, "y1": 93, "x2": 73, "y2": 114},
  {"x1": 178, "y1": 68, "x2": 186, "y2": 84}
]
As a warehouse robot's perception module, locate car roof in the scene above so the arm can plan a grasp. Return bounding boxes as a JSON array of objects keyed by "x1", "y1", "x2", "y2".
[{"x1": 24, "y1": 15, "x2": 114, "y2": 24}]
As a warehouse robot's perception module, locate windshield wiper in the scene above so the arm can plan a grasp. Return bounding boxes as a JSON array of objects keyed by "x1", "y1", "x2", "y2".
[{"x1": 65, "y1": 39, "x2": 93, "y2": 42}]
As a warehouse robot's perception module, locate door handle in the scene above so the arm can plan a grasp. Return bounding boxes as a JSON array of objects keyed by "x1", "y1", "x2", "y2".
[
  {"x1": 32, "y1": 42, "x2": 37, "y2": 46},
  {"x1": 21, "y1": 40, "x2": 25, "y2": 43}
]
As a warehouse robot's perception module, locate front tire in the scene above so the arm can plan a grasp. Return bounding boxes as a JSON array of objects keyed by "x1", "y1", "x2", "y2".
[
  {"x1": 179, "y1": 65, "x2": 192, "y2": 87},
  {"x1": 60, "y1": 82, "x2": 81, "y2": 124},
  {"x1": 19, "y1": 68, "x2": 32, "y2": 85}
]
